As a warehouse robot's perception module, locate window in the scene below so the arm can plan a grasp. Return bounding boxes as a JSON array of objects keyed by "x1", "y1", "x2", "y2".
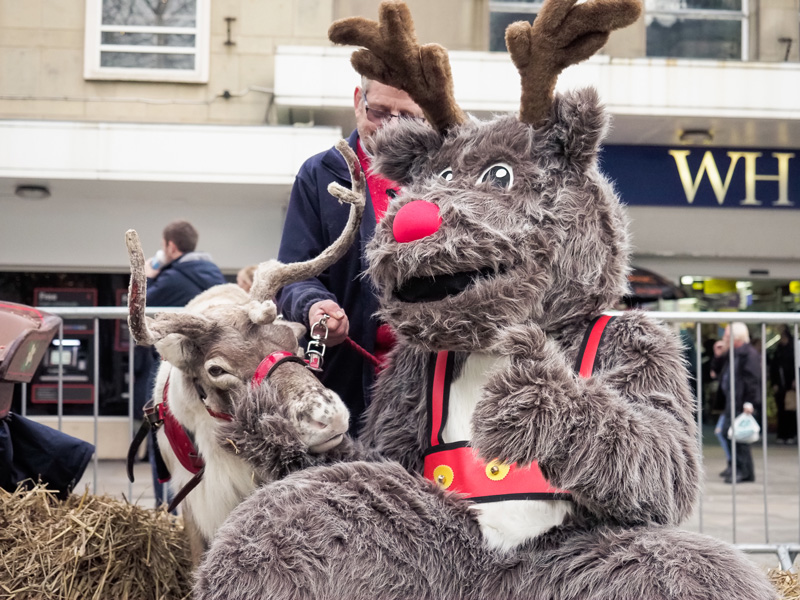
[
  {"x1": 645, "y1": 0, "x2": 748, "y2": 60},
  {"x1": 489, "y1": 1, "x2": 541, "y2": 52},
  {"x1": 84, "y1": 0, "x2": 210, "y2": 83}
]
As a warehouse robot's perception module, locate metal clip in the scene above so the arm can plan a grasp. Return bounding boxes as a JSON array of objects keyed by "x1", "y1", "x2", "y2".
[{"x1": 306, "y1": 314, "x2": 330, "y2": 372}]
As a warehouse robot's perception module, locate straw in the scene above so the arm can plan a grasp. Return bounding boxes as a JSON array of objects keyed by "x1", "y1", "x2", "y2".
[{"x1": 0, "y1": 484, "x2": 192, "y2": 600}]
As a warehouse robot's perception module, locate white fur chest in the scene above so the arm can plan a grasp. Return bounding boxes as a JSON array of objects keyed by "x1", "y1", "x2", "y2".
[
  {"x1": 442, "y1": 352, "x2": 572, "y2": 552},
  {"x1": 153, "y1": 366, "x2": 256, "y2": 542}
]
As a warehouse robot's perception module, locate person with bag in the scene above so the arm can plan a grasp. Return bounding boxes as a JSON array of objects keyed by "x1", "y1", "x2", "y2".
[
  {"x1": 770, "y1": 326, "x2": 797, "y2": 444},
  {"x1": 713, "y1": 322, "x2": 761, "y2": 484}
]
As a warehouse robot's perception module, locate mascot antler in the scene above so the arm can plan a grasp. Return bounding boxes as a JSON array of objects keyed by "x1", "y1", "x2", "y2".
[
  {"x1": 330, "y1": 0, "x2": 641, "y2": 130},
  {"x1": 507, "y1": 0, "x2": 641, "y2": 126},
  {"x1": 328, "y1": 1, "x2": 466, "y2": 134},
  {"x1": 126, "y1": 140, "x2": 366, "y2": 342}
]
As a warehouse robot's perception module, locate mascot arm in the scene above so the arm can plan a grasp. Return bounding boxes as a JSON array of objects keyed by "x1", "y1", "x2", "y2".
[
  {"x1": 472, "y1": 314, "x2": 700, "y2": 526},
  {"x1": 359, "y1": 344, "x2": 429, "y2": 473},
  {"x1": 216, "y1": 381, "x2": 372, "y2": 484}
]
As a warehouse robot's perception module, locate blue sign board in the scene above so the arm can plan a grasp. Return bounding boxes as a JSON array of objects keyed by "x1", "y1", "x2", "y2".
[{"x1": 599, "y1": 145, "x2": 798, "y2": 209}]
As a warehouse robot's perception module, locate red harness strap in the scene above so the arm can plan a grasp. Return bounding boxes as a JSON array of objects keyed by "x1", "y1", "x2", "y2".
[
  {"x1": 423, "y1": 315, "x2": 615, "y2": 502},
  {"x1": 251, "y1": 351, "x2": 308, "y2": 387},
  {"x1": 158, "y1": 375, "x2": 205, "y2": 477}
]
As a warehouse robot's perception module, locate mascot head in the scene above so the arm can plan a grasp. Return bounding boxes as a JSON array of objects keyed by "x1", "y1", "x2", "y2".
[{"x1": 330, "y1": 0, "x2": 640, "y2": 351}]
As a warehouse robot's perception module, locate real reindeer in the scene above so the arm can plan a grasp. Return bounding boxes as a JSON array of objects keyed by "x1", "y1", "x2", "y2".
[{"x1": 125, "y1": 141, "x2": 365, "y2": 564}]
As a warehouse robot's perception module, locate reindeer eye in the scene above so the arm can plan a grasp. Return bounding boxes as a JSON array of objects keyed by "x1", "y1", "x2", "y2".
[
  {"x1": 439, "y1": 168, "x2": 454, "y2": 182},
  {"x1": 478, "y1": 163, "x2": 513, "y2": 189},
  {"x1": 208, "y1": 365, "x2": 227, "y2": 377}
]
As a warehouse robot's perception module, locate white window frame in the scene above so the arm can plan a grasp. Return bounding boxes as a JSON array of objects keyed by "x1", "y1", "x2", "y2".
[
  {"x1": 488, "y1": 1, "x2": 544, "y2": 52},
  {"x1": 645, "y1": 0, "x2": 749, "y2": 61},
  {"x1": 84, "y1": 0, "x2": 210, "y2": 83}
]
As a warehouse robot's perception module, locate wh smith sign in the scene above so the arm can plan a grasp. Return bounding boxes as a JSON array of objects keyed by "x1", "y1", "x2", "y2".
[{"x1": 600, "y1": 146, "x2": 797, "y2": 209}]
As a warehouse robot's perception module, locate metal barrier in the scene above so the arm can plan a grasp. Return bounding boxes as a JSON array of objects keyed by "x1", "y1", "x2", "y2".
[{"x1": 18, "y1": 307, "x2": 800, "y2": 570}]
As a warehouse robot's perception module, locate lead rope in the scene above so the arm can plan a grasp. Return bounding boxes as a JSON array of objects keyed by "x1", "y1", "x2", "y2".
[{"x1": 305, "y1": 313, "x2": 381, "y2": 371}]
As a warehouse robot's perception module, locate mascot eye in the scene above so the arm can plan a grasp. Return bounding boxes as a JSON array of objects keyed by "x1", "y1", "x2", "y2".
[
  {"x1": 439, "y1": 168, "x2": 454, "y2": 182},
  {"x1": 478, "y1": 163, "x2": 513, "y2": 189},
  {"x1": 208, "y1": 365, "x2": 227, "y2": 377}
]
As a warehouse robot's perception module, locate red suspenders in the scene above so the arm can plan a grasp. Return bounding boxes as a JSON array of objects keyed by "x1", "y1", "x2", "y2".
[{"x1": 423, "y1": 315, "x2": 615, "y2": 503}]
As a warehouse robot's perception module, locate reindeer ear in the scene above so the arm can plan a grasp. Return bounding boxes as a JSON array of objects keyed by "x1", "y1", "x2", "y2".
[
  {"x1": 369, "y1": 119, "x2": 444, "y2": 186},
  {"x1": 546, "y1": 87, "x2": 609, "y2": 169},
  {"x1": 155, "y1": 333, "x2": 197, "y2": 370}
]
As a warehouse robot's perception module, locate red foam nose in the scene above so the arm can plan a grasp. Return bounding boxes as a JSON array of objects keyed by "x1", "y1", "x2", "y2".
[{"x1": 392, "y1": 200, "x2": 442, "y2": 243}]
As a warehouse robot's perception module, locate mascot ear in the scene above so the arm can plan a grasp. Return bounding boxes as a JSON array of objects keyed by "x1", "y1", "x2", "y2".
[
  {"x1": 369, "y1": 119, "x2": 444, "y2": 186},
  {"x1": 546, "y1": 87, "x2": 609, "y2": 170}
]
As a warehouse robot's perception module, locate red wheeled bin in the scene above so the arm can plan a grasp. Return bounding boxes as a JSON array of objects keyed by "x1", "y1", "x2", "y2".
[{"x1": 0, "y1": 301, "x2": 94, "y2": 498}]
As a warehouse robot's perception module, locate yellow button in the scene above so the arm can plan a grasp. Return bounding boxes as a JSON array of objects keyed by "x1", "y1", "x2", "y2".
[
  {"x1": 433, "y1": 465, "x2": 454, "y2": 489},
  {"x1": 485, "y1": 460, "x2": 511, "y2": 481}
]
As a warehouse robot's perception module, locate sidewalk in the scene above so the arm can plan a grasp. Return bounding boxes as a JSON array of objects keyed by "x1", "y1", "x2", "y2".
[{"x1": 78, "y1": 436, "x2": 800, "y2": 570}]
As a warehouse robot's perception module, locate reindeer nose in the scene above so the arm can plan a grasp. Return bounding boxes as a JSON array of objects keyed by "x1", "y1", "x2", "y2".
[{"x1": 393, "y1": 200, "x2": 442, "y2": 243}]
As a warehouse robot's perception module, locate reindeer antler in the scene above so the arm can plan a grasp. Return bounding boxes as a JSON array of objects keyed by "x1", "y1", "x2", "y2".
[
  {"x1": 328, "y1": 0, "x2": 466, "y2": 134},
  {"x1": 126, "y1": 230, "x2": 158, "y2": 346},
  {"x1": 246, "y1": 140, "x2": 366, "y2": 323},
  {"x1": 506, "y1": 0, "x2": 641, "y2": 126},
  {"x1": 125, "y1": 229, "x2": 212, "y2": 345}
]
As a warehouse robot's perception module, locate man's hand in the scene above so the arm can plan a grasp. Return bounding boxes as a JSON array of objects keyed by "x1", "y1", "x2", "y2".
[
  {"x1": 144, "y1": 258, "x2": 160, "y2": 279},
  {"x1": 308, "y1": 300, "x2": 349, "y2": 346}
]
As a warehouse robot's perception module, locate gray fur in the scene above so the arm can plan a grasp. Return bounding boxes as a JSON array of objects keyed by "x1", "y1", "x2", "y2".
[
  {"x1": 368, "y1": 91, "x2": 630, "y2": 351},
  {"x1": 218, "y1": 373, "x2": 373, "y2": 483},
  {"x1": 195, "y1": 8, "x2": 775, "y2": 599},
  {"x1": 198, "y1": 462, "x2": 774, "y2": 600}
]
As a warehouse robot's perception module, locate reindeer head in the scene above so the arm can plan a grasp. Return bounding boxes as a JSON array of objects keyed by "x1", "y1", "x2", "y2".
[
  {"x1": 126, "y1": 141, "x2": 365, "y2": 451},
  {"x1": 329, "y1": 0, "x2": 638, "y2": 352}
]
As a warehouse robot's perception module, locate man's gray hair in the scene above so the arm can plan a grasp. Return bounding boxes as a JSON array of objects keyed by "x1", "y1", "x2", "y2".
[
  {"x1": 730, "y1": 322, "x2": 750, "y2": 344},
  {"x1": 361, "y1": 75, "x2": 371, "y2": 96}
]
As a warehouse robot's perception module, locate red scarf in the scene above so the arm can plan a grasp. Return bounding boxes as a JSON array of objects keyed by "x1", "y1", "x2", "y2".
[
  {"x1": 356, "y1": 138, "x2": 399, "y2": 366},
  {"x1": 356, "y1": 139, "x2": 398, "y2": 223}
]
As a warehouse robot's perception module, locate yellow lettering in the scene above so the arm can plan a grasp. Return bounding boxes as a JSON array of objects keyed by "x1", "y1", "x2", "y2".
[
  {"x1": 758, "y1": 153, "x2": 794, "y2": 207},
  {"x1": 669, "y1": 150, "x2": 742, "y2": 205},
  {"x1": 737, "y1": 152, "x2": 795, "y2": 206}
]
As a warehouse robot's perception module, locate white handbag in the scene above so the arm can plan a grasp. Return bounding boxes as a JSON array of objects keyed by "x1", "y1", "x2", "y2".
[{"x1": 727, "y1": 412, "x2": 761, "y2": 444}]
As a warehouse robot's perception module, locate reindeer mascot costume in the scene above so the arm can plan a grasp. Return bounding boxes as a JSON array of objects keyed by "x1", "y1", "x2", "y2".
[{"x1": 195, "y1": 1, "x2": 776, "y2": 598}]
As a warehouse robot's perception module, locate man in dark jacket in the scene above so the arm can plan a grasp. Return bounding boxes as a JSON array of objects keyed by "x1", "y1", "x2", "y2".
[
  {"x1": 140, "y1": 219, "x2": 225, "y2": 506},
  {"x1": 713, "y1": 322, "x2": 761, "y2": 484},
  {"x1": 144, "y1": 220, "x2": 226, "y2": 305},
  {"x1": 276, "y1": 78, "x2": 424, "y2": 435}
]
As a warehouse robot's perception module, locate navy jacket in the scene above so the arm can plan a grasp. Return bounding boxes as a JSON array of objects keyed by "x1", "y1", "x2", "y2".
[
  {"x1": 277, "y1": 130, "x2": 379, "y2": 435},
  {"x1": 146, "y1": 251, "x2": 226, "y2": 307}
]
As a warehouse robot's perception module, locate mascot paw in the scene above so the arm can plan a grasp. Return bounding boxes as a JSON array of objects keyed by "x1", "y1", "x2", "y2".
[
  {"x1": 220, "y1": 383, "x2": 304, "y2": 456},
  {"x1": 493, "y1": 323, "x2": 549, "y2": 359},
  {"x1": 472, "y1": 346, "x2": 577, "y2": 467}
]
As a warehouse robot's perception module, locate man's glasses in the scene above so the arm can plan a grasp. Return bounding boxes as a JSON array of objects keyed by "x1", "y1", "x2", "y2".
[{"x1": 363, "y1": 92, "x2": 425, "y2": 124}]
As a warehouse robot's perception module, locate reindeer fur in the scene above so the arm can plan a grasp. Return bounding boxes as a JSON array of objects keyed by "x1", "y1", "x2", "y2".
[
  {"x1": 195, "y1": 1, "x2": 776, "y2": 598},
  {"x1": 148, "y1": 284, "x2": 351, "y2": 559},
  {"x1": 125, "y1": 141, "x2": 364, "y2": 565}
]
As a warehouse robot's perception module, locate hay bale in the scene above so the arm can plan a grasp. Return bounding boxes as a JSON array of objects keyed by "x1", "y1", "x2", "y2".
[
  {"x1": 0, "y1": 484, "x2": 192, "y2": 600},
  {"x1": 771, "y1": 568, "x2": 800, "y2": 600}
]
